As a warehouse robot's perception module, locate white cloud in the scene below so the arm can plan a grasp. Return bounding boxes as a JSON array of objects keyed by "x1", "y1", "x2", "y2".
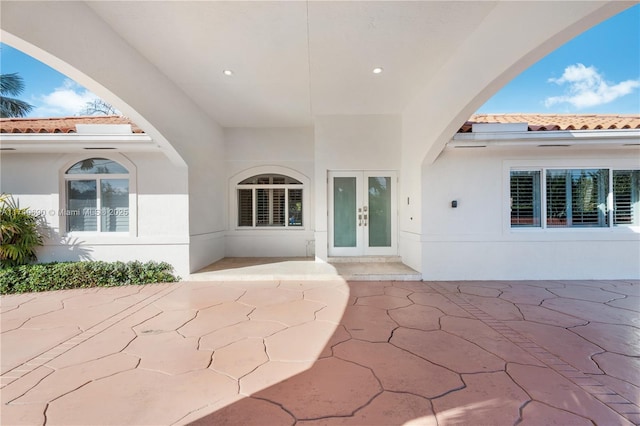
[
  {"x1": 544, "y1": 64, "x2": 639, "y2": 109},
  {"x1": 31, "y1": 79, "x2": 100, "y2": 117}
]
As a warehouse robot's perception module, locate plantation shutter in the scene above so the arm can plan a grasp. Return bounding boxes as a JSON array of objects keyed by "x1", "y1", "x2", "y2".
[
  {"x1": 256, "y1": 188, "x2": 287, "y2": 226},
  {"x1": 570, "y1": 169, "x2": 608, "y2": 227},
  {"x1": 238, "y1": 189, "x2": 253, "y2": 226},
  {"x1": 546, "y1": 169, "x2": 608, "y2": 228},
  {"x1": 256, "y1": 188, "x2": 270, "y2": 225},
  {"x1": 546, "y1": 170, "x2": 568, "y2": 227},
  {"x1": 510, "y1": 171, "x2": 541, "y2": 227},
  {"x1": 614, "y1": 170, "x2": 640, "y2": 226},
  {"x1": 101, "y1": 179, "x2": 129, "y2": 232},
  {"x1": 67, "y1": 180, "x2": 98, "y2": 232}
]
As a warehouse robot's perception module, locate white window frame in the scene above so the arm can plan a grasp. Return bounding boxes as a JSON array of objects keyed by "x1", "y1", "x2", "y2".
[
  {"x1": 504, "y1": 159, "x2": 640, "y2": 233},
  {"x1": 59, "y1": 155, "x2": 137, "y2": 237},
  {"x1": 230, "y1": 166, "x2": 309, "y2": 231},
  {"x1": 237, "y1": 179, "x2": 303, "y2": 228}
]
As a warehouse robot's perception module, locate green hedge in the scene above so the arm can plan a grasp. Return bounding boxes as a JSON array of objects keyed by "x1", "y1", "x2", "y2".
[{"x1": 0, "y1": 260, "x2": 180, "y2": 295}]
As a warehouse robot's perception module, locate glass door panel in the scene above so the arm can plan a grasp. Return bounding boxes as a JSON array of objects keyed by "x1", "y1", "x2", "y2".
[
  {"x1": 367, "y1": 176, "x2": 391, "y2": 247},
  {"x1": 334, "y1": 177, "x2": 357, "y2": 248}
]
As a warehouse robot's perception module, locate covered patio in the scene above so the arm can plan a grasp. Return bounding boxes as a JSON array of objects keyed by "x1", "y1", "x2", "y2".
[
  {"x1": 3, "y1": 2, "x2": 635, "y2": 283},
  {"x1": 2, "y1": 277, "x2": 638, "y2": 425}
]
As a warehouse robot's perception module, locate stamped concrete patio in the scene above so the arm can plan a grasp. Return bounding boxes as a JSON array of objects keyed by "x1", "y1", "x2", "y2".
[{"x1": 1, "y1": 278, "x2": 639, "y2": 425}]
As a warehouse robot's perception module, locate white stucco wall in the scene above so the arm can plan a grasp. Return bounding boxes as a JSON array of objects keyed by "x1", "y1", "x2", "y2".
[
  {"x1": 224, "y1": 119, "x2": 406, "y2": 261},
  {"x1": 0, "y1": 152, "x2": 191, "y2": 277},
  {"x1": 225, "y1": 127, "x2": 315, "y2": 257},
  {"x1": 185, "y1": 120, "x2": 227, "y2": 273},
  {"x1": 421, "y1": 146, "x2": 640, "y2": 280}
]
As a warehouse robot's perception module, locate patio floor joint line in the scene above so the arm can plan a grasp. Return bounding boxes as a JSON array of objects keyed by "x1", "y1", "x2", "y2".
[
  {"x1": 0, "y1": 283, "x2": 179, "y2": 389},
  {"x1": 425, "y1": 282, "x2": 640, "y2": 423}
]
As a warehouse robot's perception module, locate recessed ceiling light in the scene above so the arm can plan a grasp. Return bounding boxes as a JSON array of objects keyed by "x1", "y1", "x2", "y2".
[
  {"x1": 223, "y1": 69, "x2": 234, "y2": 76},
  {"x1": 372, "y1": 67, "x2": 383, "y2": 74}
]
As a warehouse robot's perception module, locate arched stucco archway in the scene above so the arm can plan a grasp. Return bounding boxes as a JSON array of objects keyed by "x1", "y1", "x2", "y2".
[
  {"x1": 1, "y1": 0, "x2": 633, "y2": 274},
  {"x1": 2, "y1": 1, "x2": 631, "y2": 167},
  {"x1": 393, "y1": 2, "x2": 635, "y2": 272}
]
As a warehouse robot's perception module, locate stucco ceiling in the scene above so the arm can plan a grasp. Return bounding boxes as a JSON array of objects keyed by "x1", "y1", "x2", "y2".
[{"x1": 86, "y1": 1, "x2": 497, "y2": 127}]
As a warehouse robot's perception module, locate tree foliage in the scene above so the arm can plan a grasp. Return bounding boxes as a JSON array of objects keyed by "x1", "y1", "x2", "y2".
[
  {"x1": 79, "y1": 98, "x2": 119, "y2": 116},
  {"x1": 0, "y1": 73, "x2": 34, "y2": 118}
]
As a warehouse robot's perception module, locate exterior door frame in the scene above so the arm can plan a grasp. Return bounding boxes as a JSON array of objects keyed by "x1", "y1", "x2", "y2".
[{"x1": 328, "y1": 170, "x2": 397, "y2": 257}]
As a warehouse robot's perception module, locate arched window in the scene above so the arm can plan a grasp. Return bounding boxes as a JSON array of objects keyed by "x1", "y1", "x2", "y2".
[
  {"x1": 64, "y1": 158, "x2": 129, "y2": 232},
  {"x1": 237, "y1": 173, "x2": 303, "y2": 227}
]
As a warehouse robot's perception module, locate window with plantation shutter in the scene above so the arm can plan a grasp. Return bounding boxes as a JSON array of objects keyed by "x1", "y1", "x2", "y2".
[
  {"x1": 237, "y1": 174, "x2": 303, "y2": 228},
  {"x1": 546, "y1": 169, "x2": 608, "y2": 228},
  {"x1": 510, "y1": 167, "x2": 636, "y2": 230},
  {"x1": 614, "y1": 170, "x2": 640, "y2": 226},
  {"x1": 510, "y1": 171, "x2": 541, "y2": 227},
  {"x1": 571, "y1": 169, "x2": 608, "y2": 226}
]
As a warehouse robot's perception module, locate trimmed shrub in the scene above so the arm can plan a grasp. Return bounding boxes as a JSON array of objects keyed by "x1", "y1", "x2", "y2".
[
  {"x1": 0, "y1": 194, "x2": 45, "y2": 267},
  {"x1": 0, "y1": 260, "x2": 180, "y2": 294}
]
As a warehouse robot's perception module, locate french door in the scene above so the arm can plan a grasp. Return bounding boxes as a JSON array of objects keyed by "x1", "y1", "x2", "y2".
[{"x1": 328, "y1": 171, "x2": 397, "y2": 256}]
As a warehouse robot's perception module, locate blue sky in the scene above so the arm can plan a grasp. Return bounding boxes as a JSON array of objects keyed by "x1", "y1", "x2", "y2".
[
  {"x1": 477, "y1": 4, "x2": 639, "y2": 114},
  {"x1": 1, "y1": 4, "x2": 638, "y2": 117},
  {"x1": 0, "y1": 44, "x2": 104, "y2": 117}
]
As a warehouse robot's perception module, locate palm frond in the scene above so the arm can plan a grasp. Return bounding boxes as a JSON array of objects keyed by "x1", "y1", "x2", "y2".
[
  {"x1": 0, "y1": 96, "x2": 34, "y2": 118},
  {"x1": 0, "y1": 73, "x2": 25, "y2": 96},
  {"x1": 0, "y1": 73, "x2": 34, "y2": 118}
]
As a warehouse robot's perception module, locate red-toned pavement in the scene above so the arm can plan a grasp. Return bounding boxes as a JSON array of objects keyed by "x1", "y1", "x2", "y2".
[{"x1": 1, "y1": 279, "x2": 638, "y2": 425}]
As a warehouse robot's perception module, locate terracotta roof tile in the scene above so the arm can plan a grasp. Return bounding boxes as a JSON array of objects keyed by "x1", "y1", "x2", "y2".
[
  {"x1": 3, "y1": 113, "x2": 638, "y2": 135},
  {"x1": 458, "y1": 114, "x2": 640, "y2": 133},
  {"x1": 0, "y1": 115, "x2": 144, "y2": 134}
]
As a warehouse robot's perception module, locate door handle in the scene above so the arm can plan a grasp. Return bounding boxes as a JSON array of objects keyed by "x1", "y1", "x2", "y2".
[
  {"x1": 358, "y1": 214, "x2": 362, "y2": 226},
  {"x1": 363, "y1": 214, "x2": 367, "y2": 226}
]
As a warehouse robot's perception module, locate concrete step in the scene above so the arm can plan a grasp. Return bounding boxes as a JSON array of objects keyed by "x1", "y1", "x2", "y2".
[
  {"x1": 330, "y1": 261, "x2": 422, "y2": 281},
  {"x1": 189, "y1": 257, "x2": 422, "y2": 282},
  {"x1": 328, "y1": 256, "x2": 402, "y2": 263}
]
